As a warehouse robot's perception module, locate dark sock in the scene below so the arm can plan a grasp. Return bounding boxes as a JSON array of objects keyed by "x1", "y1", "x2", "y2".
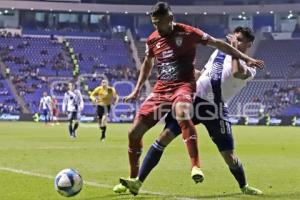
[
  {"x1": 73, "y1": 122, "x2": 79, "y2": 131},
  {"x1": 138, "y1": 140, "x2": 165, "y2": 182},
  {"x1": 229, "y1": 159, "x2": 247, "y2": 188},
  {"x1": 68, "y1": 122, "x2": 73, "y2": 136},
  {"x1": 100, "y1": 126, "x2": 106, "y2": 139}
]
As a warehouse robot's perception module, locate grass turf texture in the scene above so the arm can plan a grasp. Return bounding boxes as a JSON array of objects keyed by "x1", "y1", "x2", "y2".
[{"x1": 0, "y1": 122, "x2": 299, "y2": 200}]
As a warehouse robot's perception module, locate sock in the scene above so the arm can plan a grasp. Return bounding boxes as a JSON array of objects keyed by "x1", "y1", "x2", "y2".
[
  {"x1": 128, "y1": 137, "x2": 143, "y2": 178},
  {"x1": 100, "y1": 126, "x2": 106, "y2": 138},
  {"x1": 68, "y1": 121, "x2": 73, "y2": 136},
  {"x1": 229, "y1": 159, "x2": 247, "y2": 188},
  {"x1": 179, "y1": 120, "x2": 200, "y2": 168},
  {"x1": 73, "y1": 122, "x2": 79, "y2": 131},
  {"x1": 138, "y1": 140, "x2": 165, "y2": 182}
]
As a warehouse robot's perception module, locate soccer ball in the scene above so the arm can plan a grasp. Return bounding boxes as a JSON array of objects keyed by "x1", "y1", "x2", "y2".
[{"x1": 54, "y1": 169, "x2": 83, "y2": 197}]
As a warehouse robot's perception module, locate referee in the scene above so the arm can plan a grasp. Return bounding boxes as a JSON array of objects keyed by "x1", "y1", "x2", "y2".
[{"x1": 90, "y1": 79, "x2": 119, "y2": 141}]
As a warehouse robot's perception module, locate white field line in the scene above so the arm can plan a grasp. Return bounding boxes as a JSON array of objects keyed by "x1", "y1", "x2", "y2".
[{"x1": 0, "y1": 167, "x2": 199, "y2": 200}]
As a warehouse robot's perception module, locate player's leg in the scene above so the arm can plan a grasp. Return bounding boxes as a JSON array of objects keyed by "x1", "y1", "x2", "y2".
[
  {"x1": 100, "y1": 106, "x2": 110, "y2": 141},
  {"x1": 97, "y1": 105, "x2": 106, "y2": 140},
  {"x1": 68, "y1": 112, "x2": 74, "y2": 138},
  {"x1": 119, "y1": 115, "x2": 180, "y2": 195},
  {"x1": 72, "y1": 112, "x2": 80, "y2": 137},
  {"x1": 115, "y1": 96, "x2": 166, "y2": 194},
  {"x1": 119, "y1": 102, "x2": 204, "y2": 195},
  {"x1": 221, "y1": 150, "x2": 262, "y2": 195},
  {"x1": 174, "y1": 96, "x2": 203, "y2": 183},
  {"x1": 44, "y1": 109, "x2": 49, "y2": 125},
  {"x1": 114, "y1": 118, "x2": 151, "y2": 194},
  {"x1": 204, "y1": 119, "x2": 262, "y2": 195}
]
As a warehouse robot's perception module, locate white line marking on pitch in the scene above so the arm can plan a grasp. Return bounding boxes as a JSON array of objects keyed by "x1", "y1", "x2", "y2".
[{"x1": 0, "y1": 167, "x2": 199, "y2": 200}]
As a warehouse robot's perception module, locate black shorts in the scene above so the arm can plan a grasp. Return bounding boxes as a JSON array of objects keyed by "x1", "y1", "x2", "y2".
[
  {"x1": 68, "y1": 111, "x2": 80, "y2": 121},
  {"x1": 97, "y1": 105, "x2": 111, "y2": 119},
  {"x1": 164, "y1": 97, "x2": 234, "y2": 152}
]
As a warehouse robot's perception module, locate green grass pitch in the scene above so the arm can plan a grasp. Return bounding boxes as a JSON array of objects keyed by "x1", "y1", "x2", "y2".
[{"x1": 0, "y1": 122, "x2": 299, "y2": 200}]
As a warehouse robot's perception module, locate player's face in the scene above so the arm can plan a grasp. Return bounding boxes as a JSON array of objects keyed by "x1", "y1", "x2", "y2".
[
  {"x1": 234, "y1": 32, "x2": 252, "y2": 53},
  {"x1": 68, "y1": 83, "x2": 74, "y2": 91},
  {"x1": 101, "y1": 80, "x2": 108, "y2": 87},
  {"x1": 151, "y1": 14, "x2": 173, "y2": 36},
  {"x1": 43, "y1": 92, "x2": 47, "y2": 97}
]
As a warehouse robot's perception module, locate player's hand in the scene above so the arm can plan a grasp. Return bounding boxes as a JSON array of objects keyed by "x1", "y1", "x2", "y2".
[
  {"x1": 226, "y1": 34, "x2": 238, "y2": 48},
  {"x1": 123, "y1": 89, "x2": 140, "y2": 103},
  {"x1": 246, "y1": 58, "x2": 265, "y2": 69}
]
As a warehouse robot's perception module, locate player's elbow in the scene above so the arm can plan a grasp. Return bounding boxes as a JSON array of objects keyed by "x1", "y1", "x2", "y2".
[{"x1": 232, "y1": 71, "x2": 248, "y2": 80}]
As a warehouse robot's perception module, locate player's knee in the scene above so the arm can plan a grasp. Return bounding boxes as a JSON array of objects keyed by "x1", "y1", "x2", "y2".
[
  {"x1": 175, "y1": 105, "x2": 193, "y2": 121},
  {"x1": 157, "y1": 129, "x2": 175, "y2": 146},
  {"x1": 221, "y1": 150, "x2": 237, "y2": 168},
  {"x1": 128, "y1": 127, "x2": 143, "y2": 141}
]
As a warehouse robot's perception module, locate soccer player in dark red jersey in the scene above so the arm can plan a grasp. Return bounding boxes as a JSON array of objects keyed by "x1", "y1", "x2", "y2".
[{"x1": 114, "y1": 2, "x2": 264, "y2": 195}]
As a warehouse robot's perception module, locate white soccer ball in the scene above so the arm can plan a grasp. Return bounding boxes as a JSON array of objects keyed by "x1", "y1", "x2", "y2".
[{"x1": 54, "y1": 168, "x2": 83, "y2": 197}]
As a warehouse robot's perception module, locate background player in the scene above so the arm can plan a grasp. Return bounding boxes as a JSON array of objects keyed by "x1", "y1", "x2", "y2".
[
  {"x1": 90, "y1": 79, "x2": 119, "y2": 141},
  {"x1": 51, "y1": 95, "x2": 59, "y2": 125},
  {"x1": 114, "y1": 2, "x2": 264, "y2": 194},
  {"x1": 62, "y1": 82, "x2": 84, "y2": 138},
  {"x1": 120, "y1": 27, "x2": 263, "y2": 196},
  {"x1": 39, "y1": 92, "x2": 52, "y2": 125}
]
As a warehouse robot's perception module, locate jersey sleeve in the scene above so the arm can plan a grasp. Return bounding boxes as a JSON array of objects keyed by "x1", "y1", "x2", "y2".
[
  {"x1": 145, "y1": 40, "x2": 154, "y2": 57},
  {"x1": 62, "y1": 93, "x2": 68, "y2": 113},
  {"x1": 191, "y1": 27, "x2": 211, "y2": 45},
  {"x1": 77, "y1": 90, "x2": 84, "y2": 111}
]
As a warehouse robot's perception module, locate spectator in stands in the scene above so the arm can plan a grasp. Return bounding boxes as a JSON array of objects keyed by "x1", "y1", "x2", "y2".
[{"x1": 5, "y1": 67, "x2": 10, "y2": 78}]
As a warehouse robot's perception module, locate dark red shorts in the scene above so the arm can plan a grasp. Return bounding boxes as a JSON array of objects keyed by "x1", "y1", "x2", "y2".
[
  {"x1": 135, "y1": 81, "x2": 195, "y2": 128},
  {"x1": 52, "y1": 108, "x2": 59, "y2": 117}
]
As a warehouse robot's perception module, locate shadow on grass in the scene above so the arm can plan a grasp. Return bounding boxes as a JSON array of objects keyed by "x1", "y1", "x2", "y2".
[{"x1": 80, "y1": 192, "x2": 242, "y2": 200}]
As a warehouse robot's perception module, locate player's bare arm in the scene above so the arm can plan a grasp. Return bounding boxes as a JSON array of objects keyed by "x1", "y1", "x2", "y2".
[
  {"x1": 123, "y1": 55, "x2": 153, "y2": 102},
  {"x1": 112, "y1": 88, "x2": 119, "y2": 105},
  {"x1": 206, "y1": 37, "x2": 264, "y2": 69},
  {"x1": 89, "y1": 88, "x2": 97, "y2": 103},
  {"x1": 194, "y1": 69, "x2": 205, "y2": 80},
  {"x1": 228, "y1": 34, "x2": 253, "y2": 80}
]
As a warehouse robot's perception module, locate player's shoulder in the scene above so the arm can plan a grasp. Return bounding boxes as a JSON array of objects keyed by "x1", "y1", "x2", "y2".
[
  {"x1": 74, "y1": 89, "x2": 81, "y2": 93},
  {"x1": 107, "y1": 86, "x2": 115, "y2": 92},
  {"x1": 175, "y1": 22, "x2": 202, "y2": 33},
  {"x1": 147, "y1": 31, "x2": 159, "y2": 44},
  {"x1": 94, "y1": 85, "x2": 102, "y2": 90}
]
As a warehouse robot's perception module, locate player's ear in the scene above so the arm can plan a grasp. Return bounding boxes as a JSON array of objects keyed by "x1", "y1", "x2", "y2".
[
  {"x1": 246, "y1": 42, "x2": 252, "y2": 48},
  {"x1": 168, "y1": 14, "x2": 173, "y2": 23}
]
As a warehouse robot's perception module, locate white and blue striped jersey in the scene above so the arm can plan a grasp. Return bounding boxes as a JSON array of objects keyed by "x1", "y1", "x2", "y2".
[
  {"x1": 40, "y1": 96, "x2": 52, "y2": 110},
  {"x1": 62, "y1": 89, "x2": 84, "y2": 113},
  {"x1": 196, "y1": 50, "x2": 256, "y2": 106}
]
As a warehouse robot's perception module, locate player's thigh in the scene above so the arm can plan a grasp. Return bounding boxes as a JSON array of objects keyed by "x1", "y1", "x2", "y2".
[
  {"x1": 128, "y1": 117, "x2": 153, "y2": 140},
  {"x1": 137, "y1": 94, "x2": 171, "y2": 128},
  {"x1": 97, "y1": 105, "x2": 105, "y2": 119},
  {"x1": 203, "y1": 119, "x2": 234, "y2": 152},
  {"x1": 172, "y1": 84, "x2": 194, "y2": 120},
  {"x1": 43, "y1": 109, "x2": 48, "y2": 116}
]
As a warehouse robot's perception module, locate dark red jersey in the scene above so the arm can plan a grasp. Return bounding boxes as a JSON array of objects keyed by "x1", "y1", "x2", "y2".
[{"x1": 146, "y1": 23, "x2": 210, "y2": 84}]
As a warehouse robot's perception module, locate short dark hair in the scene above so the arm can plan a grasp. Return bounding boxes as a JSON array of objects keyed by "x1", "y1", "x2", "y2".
[
  {"x1": 150, "y1": 1, "x2": 172, "y2": 17},
  {"x1": 234, "y1": 26, "x2": 255, "y2": 42}
]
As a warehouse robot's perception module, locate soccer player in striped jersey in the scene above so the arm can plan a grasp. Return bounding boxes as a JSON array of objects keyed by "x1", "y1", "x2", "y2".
[
  {"x1": 39, "y1": 92, "x2": 52, "y2": 125},
  {"x1": 62, "y1": 83, "x2": 84, "y2": 138}
]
